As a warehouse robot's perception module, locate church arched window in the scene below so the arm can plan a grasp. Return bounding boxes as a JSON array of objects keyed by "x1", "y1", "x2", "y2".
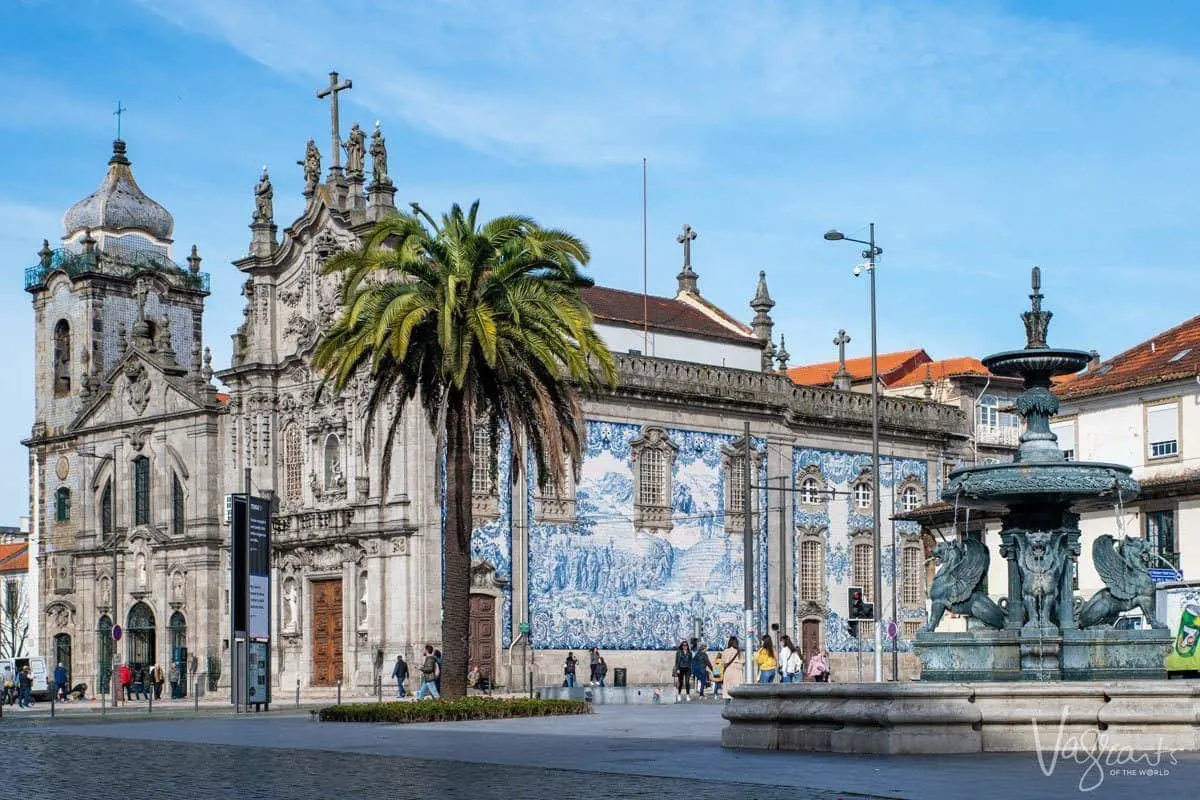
[
  {"x1": 100, "y1": 479, "x2": 113, "y2": 535},
  {"x1": 133, "y1": 456, "x2": 150, "y2": 526},
  {"x1": 283, "y1": 423, "x2": 303, "y2": 503},
  {"x1": 172, "y1": 473, "x2": 185, "y2": 537},
  {"x1": 53, "y1": 319, "x2": 71, "y2": 396},
  {"x1": 55, "y1": 487, "x2": 71, "y2": 522}
]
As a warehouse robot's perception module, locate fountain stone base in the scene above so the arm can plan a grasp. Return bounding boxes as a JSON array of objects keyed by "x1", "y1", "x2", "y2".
[{"x1": 917, "y1": 628, "x2": 1170, "y2": 682}]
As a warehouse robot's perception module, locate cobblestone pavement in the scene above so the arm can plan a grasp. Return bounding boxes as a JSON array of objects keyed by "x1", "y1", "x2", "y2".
[
  {"x1": 3, "y1": 703, "x2": 1196, "y2": 799},
  {"x1": 3, "y1": 730, "x2": 870, "y2": 800}
]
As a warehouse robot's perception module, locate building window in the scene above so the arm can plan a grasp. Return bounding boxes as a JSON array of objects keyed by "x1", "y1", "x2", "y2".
[
  {"x1": 1051, "y1": 419, "x2": 1076, "y2": 461},
  {"x1": 902, "y1": 546, "x2": 923, "y2": 606},
  {"x1": 100, "y1": 479, "x2": 113, "y2": 535},
  {"x1": 55, "y1": 487, "x2": 71, "y2": 522},
  {"x1": 172, "y1": 473, "x2": 185, "y2": 537},
  {"x1": 282, "y1": 423, "x2": 303, "y2": 503},
  {"x1": 728, "y1": 456, "x2": 746, "y2": 514},
  {"x1": 900, "y1": 485, "x2": 921, "y2": 513},
  {"x1": 4, "y1": 579, "x2": 18, "y2": 618},
  {"x1": 853, "y1": 481, "x2": 872, "y2": 510},
  {"x1": 631, "y1": 426, "x2": 677, "y2": 532},
  {"x1": 1145, "y1": 510, "x2": 1178, "y2": 569},
  {"x1": 903, "y1": 620, "x2": 923, "y2": 640},
  {"x1": 1146, "y1": 401, "x2": 1180, "y2": 460},
  {"x1": 471, "y1": 423, "x2": 495, "y2": 496},
  {"x1": 132, "y1": 456, "x2": 150, "y2": 526},
  {"x1": 53, "y1": 319, "x2": 71, "y2": 397},
  {"x1": 799, "y1": 476, "x2": 822, "y2": 505},
  {"x1": 853, "y1": 540, "x2": 874, "y2": 603},
  {"x1": 978, "y1": 394, "x2": 998, "y2": 428},
  {"x1": 799, "y1": 537, "x2": 824, "y2": 602}
]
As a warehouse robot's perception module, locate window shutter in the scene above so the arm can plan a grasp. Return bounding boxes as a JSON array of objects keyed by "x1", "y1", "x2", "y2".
[
  {"x1": 1147, "y1": 403, "x2": 1178, "y2": 444},
  {"x1": 1051, "y1": 421, "x2": 1075, "y2": 453}
]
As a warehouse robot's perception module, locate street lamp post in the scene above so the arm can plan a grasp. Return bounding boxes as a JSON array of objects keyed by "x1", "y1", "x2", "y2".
[{"x1": 824, "y1": 224, "x2": 884, "y2": 683}]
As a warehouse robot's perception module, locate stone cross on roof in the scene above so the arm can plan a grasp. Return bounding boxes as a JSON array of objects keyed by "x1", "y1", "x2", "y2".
[
  {"x1": 832, "y1": 329, "x2": 852, "y2": 391},
  {"x1": 675, "y1": 224, "x2": 699, "y2": 294},
  {"x1": 317, "y1": 71, "x2": 352, "y2": 172}
]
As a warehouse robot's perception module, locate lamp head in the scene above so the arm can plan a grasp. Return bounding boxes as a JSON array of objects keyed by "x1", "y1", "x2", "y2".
[{"x1": 823, "y1": 230, "x2": 845, "y2": 241}]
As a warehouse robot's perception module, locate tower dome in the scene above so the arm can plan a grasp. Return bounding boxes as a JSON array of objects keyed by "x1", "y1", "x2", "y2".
[{"x1": 61, "y1": 140, "x2": 174, "y2": 243}]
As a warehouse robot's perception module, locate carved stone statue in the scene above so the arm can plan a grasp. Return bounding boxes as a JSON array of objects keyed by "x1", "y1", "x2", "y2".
[
  {"x1": 136, "y1": 552, "x2": 148, "y2": 587},
  {"x1": 924, "y1": 537, "x2": 1005, "y2": 631},
  {"x1": 171, "y1": 571, "x2": 184, "y2": 602},
  {"x1": 253, "y1": 168, "x2": 274, "y2": 223},
  {"x1": 343, "y1": 123, "x2": 366, "y2": 178},
  {"x1": 1016, "y1": 529, "x2": 1068, "y2": 629},
  {"x1": 1078, "y1": 535, "x2": 1167, "y2": 629},
  {"x1": 327, "y1": 450, "x2": 345, "y2": 490},
  {"x1": 298, "y1": 139, "x2": 321, "y2": 196},
  {"x1": 283, "y1": 579, "x2": 298, "y2": 632},
  {"x1": 370, "y1": 122, "x2": 390, "y2": 185}
]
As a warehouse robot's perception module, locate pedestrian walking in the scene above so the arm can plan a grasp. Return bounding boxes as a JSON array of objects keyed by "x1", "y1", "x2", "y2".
[
  {"x1": 778, "y1": 635, "x2": 802, "y2": 683},
  {"x1": 720, "y1": 636, "x2": 743, "y2": 698},
  {"x1": 391, "y1": 654, "x2": 409, "y2": 698},
  {"x1": 415, "y1": 645, "x2": 440, "y2": 700},
  {"x1": 712, "y1": 652, "x2": 725, "y2": 697},
  {"x1": 54, "y1": 662, "x2": 69, "y2": 701},
  {"x1": 691, "y1": 643, "x2": 713, "y2": 698},
  {"x1": 807, "y1": 650, "x2": 830, "y2": 683},
  {"x1": 432, "y1": 649, "x2": 443, "y2": 694},
  {"x1": 168, "y1": 662, "x2": 181, "y2": 699},
  {"x1": 152, "y1": 663, "x2": 165, "y2": 699},
  {"x1": 754, "y1": 634, "x2": 777, "y2": 683},
  {"x1": 563, "y1": 652, "x2": 578, "y2": 687},
  {"x1": 672, "y1": 640, "x2": 692, "y2": 702},
  {"x1": 597, "y1": 656, "x2": 608, "y2": 687},
  {"x1": 119, "y1": 663, "x2": 133, "y2": 700},
  {"x1": 17, "y1": 666, "x2": 33, "y2": 708},
  {"x1": 588, "y1": 647, "x2": 601, "y2": 686}
]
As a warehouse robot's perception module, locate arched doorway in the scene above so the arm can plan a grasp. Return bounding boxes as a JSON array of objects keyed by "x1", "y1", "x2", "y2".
[
  {"x1": 126, "y1": 602, "x2": 156, "y2": 669},
  {"x1": 97, "y1": 616, "x2": 113, "y2": 696},
  {"x1": 53, "y1": 633, "x2": 72, "y2": 690},
  {"x1": 168, "y1": 611, "x2": 188, "y2": 698}
]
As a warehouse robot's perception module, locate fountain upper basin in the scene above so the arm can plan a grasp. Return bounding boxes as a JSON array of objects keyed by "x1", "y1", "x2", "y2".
[{"x1": 942, "y1": 460, "x2": 1139, "y2": 512}]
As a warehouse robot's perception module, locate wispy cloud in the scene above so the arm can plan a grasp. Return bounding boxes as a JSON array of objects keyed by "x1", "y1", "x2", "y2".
[{"x1": 134, "y1": 0, "x2": 1200, "y2": 166}]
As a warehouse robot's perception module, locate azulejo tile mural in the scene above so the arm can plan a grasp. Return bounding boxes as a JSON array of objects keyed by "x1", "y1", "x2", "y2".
[
  {"x1": 793, "y1": 447, "x2": 927, "y2": 653},
  {"x1": 527, "y1": 420, "x2": 768, "y2": 650},
  {"x1": 468, "y1": 432, "x2": 513, "y2": 648}
]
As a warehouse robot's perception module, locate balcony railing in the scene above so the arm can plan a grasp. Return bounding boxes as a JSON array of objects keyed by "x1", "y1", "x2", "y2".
[{"x1": 25, "y1": 247, "x2": 210, "y2": 294}]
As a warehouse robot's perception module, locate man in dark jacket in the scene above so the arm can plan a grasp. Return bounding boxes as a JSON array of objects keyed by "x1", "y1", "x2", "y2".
[
  {"x1": 391, "y1": 654, "x2": 409, "y2": 698},
  {"x1": 415, "y1": 645, "x2": 440, "y2": 700},
  {"x1": 54, "y1": 663, "x2": 69, "y2": 701},
  {"x1": 691, "y1": 644, "x2": 713, "y2": 698}
]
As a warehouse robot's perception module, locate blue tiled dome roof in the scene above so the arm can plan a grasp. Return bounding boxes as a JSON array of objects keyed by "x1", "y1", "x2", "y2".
[{"x1": 62, "y1": 140, "x2": 174, "y2": 242}]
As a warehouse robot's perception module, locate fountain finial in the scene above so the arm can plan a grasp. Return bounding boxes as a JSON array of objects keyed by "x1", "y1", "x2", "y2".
[{"x1": 1021, "y1": 265, "x2": 1052, "y2": 349}]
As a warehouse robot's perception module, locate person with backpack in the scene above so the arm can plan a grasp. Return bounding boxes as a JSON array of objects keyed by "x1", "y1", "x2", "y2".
[
  {"x1": 711, "y1": 652, "x2": 725, "y2": 697},
  {"x1": 54, "y1": 662, "x2": 69, "y2": 701},
  {"x1": 415, "y1": 645, "x2": 440, "y2": 700},
  {"x1": 691, "y1": 642, "x2": 713, "y2": 698}
]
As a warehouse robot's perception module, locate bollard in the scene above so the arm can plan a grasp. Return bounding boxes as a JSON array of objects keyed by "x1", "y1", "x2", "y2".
[
  {"x1": 100, "y1": 689, "x2": 106, "y2": 716},
  {"x1": 296, "y1": 678, "x2": 300, "y2": 708},
  {"x1": 194, "y1": 679, "x2": 199, "y2": 713},
  {"x1": 376, "y1": 675, "x2": 382, "y2": 704},
  {"x1": 337, "y1": 679, "x2": 341, "y2": 705},
  {"x1": 148, "y1": 686, "x2": 153, "y2": 714},
  {"x1": 50, "y1": 688, "x2": 55, "y2": 718}
]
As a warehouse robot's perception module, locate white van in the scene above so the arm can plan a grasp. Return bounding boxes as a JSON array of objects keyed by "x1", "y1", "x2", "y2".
[{"x1": 1, "y1": 656, "x2": 51, "y2": 701}]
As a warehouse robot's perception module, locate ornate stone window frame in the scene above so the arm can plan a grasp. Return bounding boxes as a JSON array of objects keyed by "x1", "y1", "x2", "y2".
[
  {"x1": 535, "y1": 472, "x2": 576, "y2": 524},
  {"x1": 897, "y1": 479, "x2": 924, "y2": 514},
  {"x1": 851, "y1": 472, "x2": 873, "y2": 511},
  {"x1": 850, "y1": 530, "x2": 875, "y2": 604},
  {"x1": 797, "y1": 467, "x2": 826, "y2": 508},
  {"x1": 721, "y1": 436, "x2": 764, "y2": 534},
  {"x1": 900, "y1": 534, "x2": 926, "y2": 609},
  {"x1": 471, "y1": 418, "x2": 500, "y2": 521},
  {"x1": 631, "y1": 426, "x2": 677, "y2": 532}
]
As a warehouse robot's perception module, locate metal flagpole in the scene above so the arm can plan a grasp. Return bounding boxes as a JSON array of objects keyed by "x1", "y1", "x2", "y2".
[
  {"x1": 868, "y1": 222, "x2": 883, "y2": 683},
  {"x1": 642, "y1": 157, "x2": 648, "y2": 354}
]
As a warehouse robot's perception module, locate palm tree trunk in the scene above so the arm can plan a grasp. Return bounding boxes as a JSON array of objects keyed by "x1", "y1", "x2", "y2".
[{"x1": 441, "y1": 394, "x2": 472, "y2": 699}]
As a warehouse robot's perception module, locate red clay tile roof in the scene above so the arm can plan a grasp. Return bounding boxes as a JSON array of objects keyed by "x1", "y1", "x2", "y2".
[
  {"x1": 1057, "y1": 314, "x2": 1200, "y2": 400},
  {"x1": 216, "y1": 392, "x2": 230, "y2": 406},
  {"x1": 786, "y1": 349, "x2": 930, "y2": 387},
  {"x1": 581, "y1": 286, "x2": 759, "y2": 345},
  {"x1": 0, "y1": 542, "x2": 28, "y2": 573},
  {"x1": 888, "y1": 356, "x2": 994, "y2": 388}
]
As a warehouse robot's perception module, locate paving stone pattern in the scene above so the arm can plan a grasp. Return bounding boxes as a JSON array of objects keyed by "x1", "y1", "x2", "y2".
[{"x1": 3, "y1": 731, "x2": 880, "y2": 800}]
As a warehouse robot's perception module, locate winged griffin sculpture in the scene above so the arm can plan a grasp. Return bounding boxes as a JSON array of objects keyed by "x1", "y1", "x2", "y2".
[
  {"x1": 1078, "y1": 534, "x2": 1166, "y2": 629},
  {"x1": 923, "y1": 537, "x2": 1005, "y2": 631}
]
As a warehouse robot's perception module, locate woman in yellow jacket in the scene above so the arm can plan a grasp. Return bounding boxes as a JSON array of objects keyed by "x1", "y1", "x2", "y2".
[{"x1": 754, "y1": 634, "x2": 777, "y2": 683}]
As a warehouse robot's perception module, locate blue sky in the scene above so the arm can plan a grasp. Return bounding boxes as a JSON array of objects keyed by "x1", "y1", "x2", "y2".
[{"x1": 2, "y1": 1, "x2": 1199, "y2": 520}]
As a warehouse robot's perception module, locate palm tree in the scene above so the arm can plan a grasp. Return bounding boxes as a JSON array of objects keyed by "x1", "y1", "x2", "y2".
[{"x1": 314, "y1": 201, "x2": 616, "y2": 699}]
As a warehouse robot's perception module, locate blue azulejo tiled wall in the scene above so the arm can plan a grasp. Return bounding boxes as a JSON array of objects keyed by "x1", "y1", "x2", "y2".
[
  {"x1": 527, "y1": 420, "x2": 768, "y2": 650},
  {"x1": 792, "y1": 447, "x2": 926, "y2": 653},
  {"x1": 467, "y1": 432, "x2": 513, "y2": 648}
]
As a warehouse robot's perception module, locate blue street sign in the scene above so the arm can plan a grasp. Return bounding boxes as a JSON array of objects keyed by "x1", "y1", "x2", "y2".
[
  {"x1": 1149, "y1": 568, "x2": 1183, "y2": 584},
  {"x1": 112, "y1": 624, "x2": 123, "y2": 642}
]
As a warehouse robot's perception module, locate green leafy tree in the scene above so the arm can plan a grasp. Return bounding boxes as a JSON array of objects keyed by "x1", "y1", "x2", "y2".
[{"x1": 314, "y1": 201, "x2": 615, "y2": 698}]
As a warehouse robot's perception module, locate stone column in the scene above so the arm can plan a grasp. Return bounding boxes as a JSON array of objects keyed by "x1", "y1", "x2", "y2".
[
  {"x1": 1056, "y1": 522, "x2": 1081, "y2": 630},
  {"x1": 999, "y1": 528, "x2": 1023, "y2": 630}
]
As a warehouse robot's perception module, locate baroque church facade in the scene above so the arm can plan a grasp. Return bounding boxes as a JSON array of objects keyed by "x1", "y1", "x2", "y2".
[{"x1": 25, "y1": 95, "x2": 977, "y2": 695}]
